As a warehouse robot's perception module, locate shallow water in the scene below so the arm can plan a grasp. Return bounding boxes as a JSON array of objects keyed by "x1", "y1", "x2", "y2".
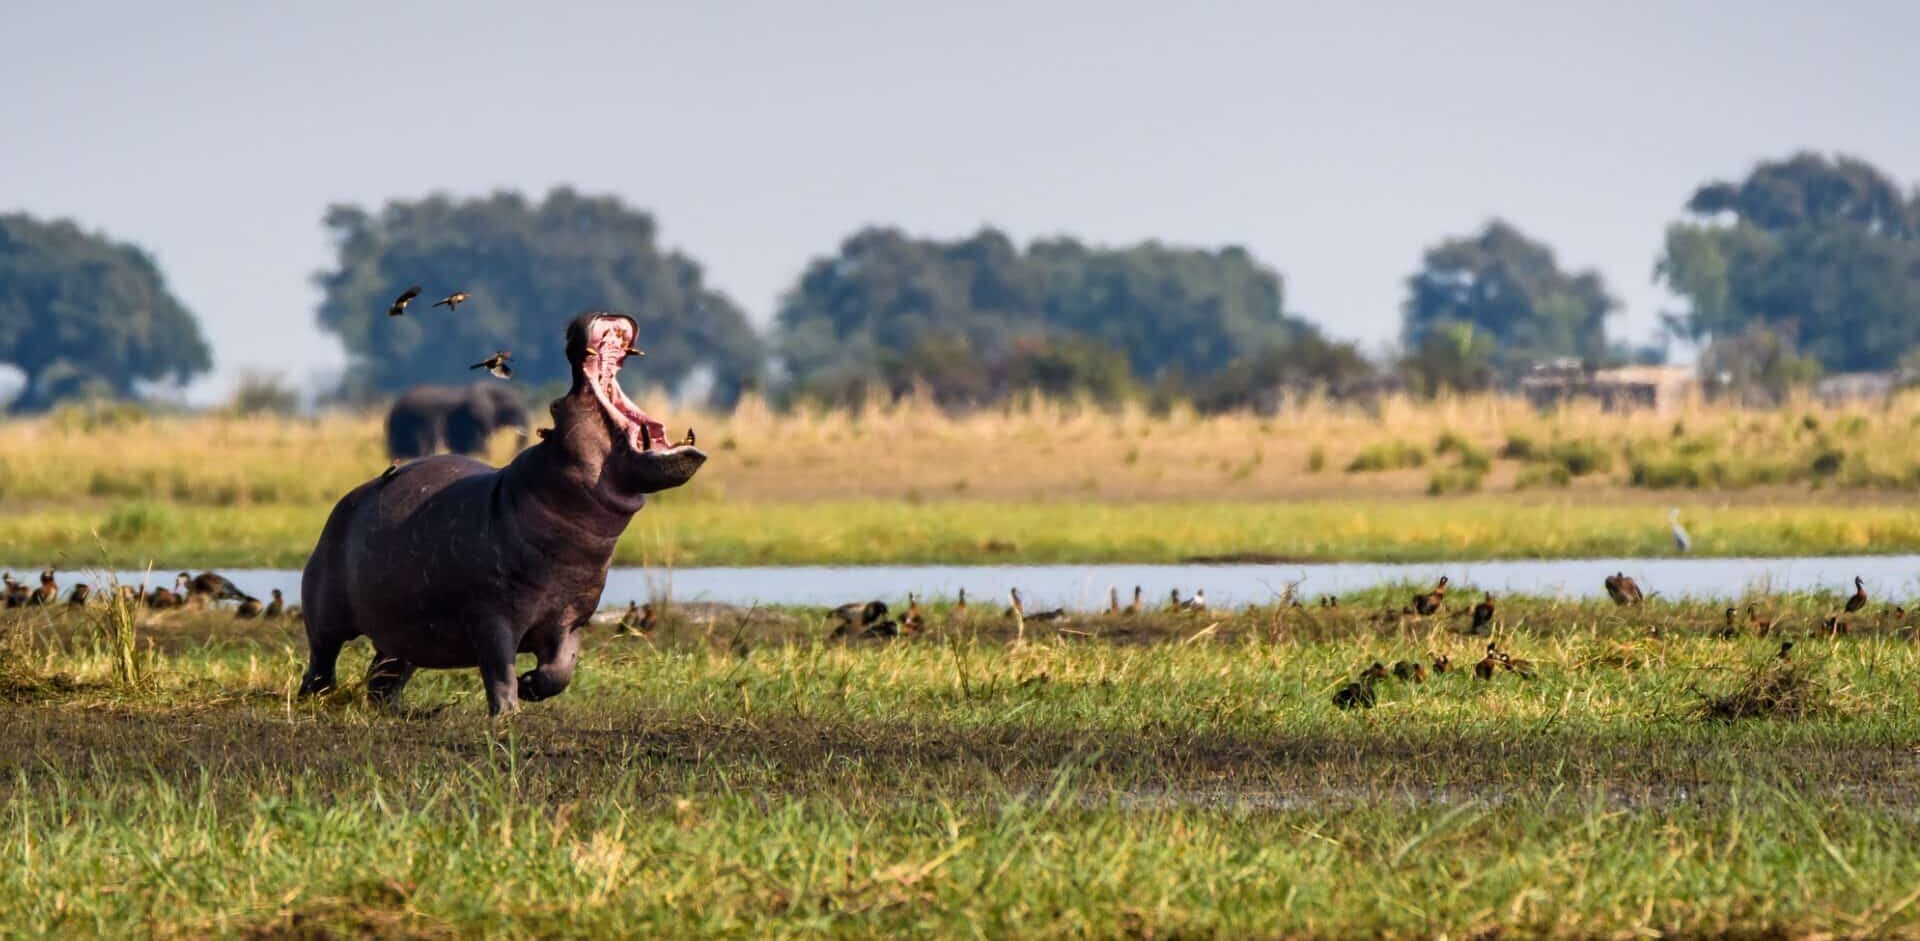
[{"x1": 70, "y1": 555, "x2": 1920, "y2": 611}]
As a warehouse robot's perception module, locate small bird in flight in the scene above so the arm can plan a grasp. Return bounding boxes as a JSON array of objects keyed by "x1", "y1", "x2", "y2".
[
  {"x1": 434, "y1": 291, "x2": 471, "y2": 311},
  {"x1": 387, "y1": 286, "x2": 422, "y2": 317},
  {"x1": 470, "y1": 351, "x2": 513, "y2": 380}
]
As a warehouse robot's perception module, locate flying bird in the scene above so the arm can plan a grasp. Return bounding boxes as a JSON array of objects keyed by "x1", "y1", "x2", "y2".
[
  {"x1": 470, "y1": 351, "x2": 512, "y2": 380},
  {"x1": 1669, "y1": 508, "x2": 1691, "y2": 553},
  {"x1": 387, "y1": 286, "x2": 423, "y2": 317},
  {"x1": 434, "y1": 291, "x2": 471, "y2": 311}
]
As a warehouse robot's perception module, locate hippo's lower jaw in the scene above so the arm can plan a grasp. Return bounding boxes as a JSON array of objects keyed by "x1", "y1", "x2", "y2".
[{"x1": 626, "y1": 445, "x2": 707, "y2": 494}]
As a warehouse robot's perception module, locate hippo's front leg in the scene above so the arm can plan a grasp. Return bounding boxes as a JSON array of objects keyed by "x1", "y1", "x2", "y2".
[
  {"x1": 475, "y1": 620, "x2": 523, "y2": 716},
  {"x1": 517, "y1": 622, "x2": 582, "y2": 703}
]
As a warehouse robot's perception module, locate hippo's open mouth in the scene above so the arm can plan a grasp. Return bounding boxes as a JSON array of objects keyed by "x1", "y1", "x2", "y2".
[{"x1": 585, "y1": 316, "x2": 670, "y2": 452}]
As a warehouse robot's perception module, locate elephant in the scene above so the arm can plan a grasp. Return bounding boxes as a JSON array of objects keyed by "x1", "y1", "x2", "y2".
[{"x1": 385, "y1": 383, "x2": 531, "y2": 458}]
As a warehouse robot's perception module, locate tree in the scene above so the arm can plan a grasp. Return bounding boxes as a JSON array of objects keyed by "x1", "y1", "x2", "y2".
[
  {"x1": 1658, "y1": 152, "x2": 1920, "y2": 373},
  {"x1": 314, "y1": 189, "x2": 762, "y2": 404},
  {"x1": 1402, "y1": 220, "x2": 1616, "y2": 378},
  {"x1": 775, "y1": 227, "x2": 1313, "y2": 399},
  {"x1": 1188, "y1": 332, "x2": 1377, "y2": 413},
  {"x1": 0, "y1": 213, "x2": 212, "y2": 412}
]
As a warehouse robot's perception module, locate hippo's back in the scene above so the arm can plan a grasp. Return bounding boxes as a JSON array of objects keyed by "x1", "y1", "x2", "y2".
[{"x1": 302, "y1": 455, "x2": 504, "y2": 667}]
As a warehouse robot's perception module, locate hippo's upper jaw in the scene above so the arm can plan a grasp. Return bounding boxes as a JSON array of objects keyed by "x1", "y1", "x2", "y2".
[{"x1": 555, "y1": 313, "x2": 706, "y2": 499}]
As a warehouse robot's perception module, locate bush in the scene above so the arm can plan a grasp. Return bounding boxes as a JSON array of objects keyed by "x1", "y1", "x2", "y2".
[
  {"x1": 1498, "y1": 434, "x2": 1536, "y2": 460},
  {"x1": 229, "y1": 372, "x2": 301, "y2": 417},
  {"x1": 1426, "y1": 467, "x2": 1484, "y2": 495},
  {"x1": 1809, "y1": 448, "x2": 1845, "y2": 477},
  {"x1": 1346, "y1": 440, "x2": 1426, "y2": 473},
  {"x1": 1306, "y1": 446, "x2": 1326, "y2": 473},
  {"x1": 1514, "y1": 464, "x2": 1572, "y2": 490},
  {"x1": 1629, "y1": 458, "x2": 1704, "y2": 489},
  {"x1": 1544, "y1": 440, "x2": 1613, "y2": 477},
  {"x1": 1455, "y1": 443, "x2": 1493, "y2": 474}
]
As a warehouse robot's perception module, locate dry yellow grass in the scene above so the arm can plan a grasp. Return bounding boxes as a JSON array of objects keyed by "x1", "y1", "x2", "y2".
[{"x1": 1, "y1": 390, "x2": 1916, "y2": 506}]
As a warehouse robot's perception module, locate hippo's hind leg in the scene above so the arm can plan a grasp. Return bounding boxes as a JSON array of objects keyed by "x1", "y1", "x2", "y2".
[
  {"x1": 365, "y1": 649, "x2": 417, "y2": 709},
  {"x1": 517, "y1": 623, "x2": 582, "y2": 703},
  {"x1": 298, "y1": 603, "x2": 358, "y2": 698}
]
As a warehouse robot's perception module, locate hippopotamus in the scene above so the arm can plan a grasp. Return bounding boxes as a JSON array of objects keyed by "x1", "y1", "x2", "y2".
[{"x1": 299, "y1": 311, "x2": 705, "y2": 715}]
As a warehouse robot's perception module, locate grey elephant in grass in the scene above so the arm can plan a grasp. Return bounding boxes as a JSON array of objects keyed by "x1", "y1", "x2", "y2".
[
  {"x1": 385, "y1": 383, "x2": 531, "y2": 458},
  {"x1": 303, "y1": 312, "x2": 706, "y2": 715}
]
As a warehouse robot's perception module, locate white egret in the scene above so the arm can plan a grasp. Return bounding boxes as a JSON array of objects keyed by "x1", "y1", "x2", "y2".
[{"x1": 1669, "y1": 508, "x2": 1691, "y2": 553}]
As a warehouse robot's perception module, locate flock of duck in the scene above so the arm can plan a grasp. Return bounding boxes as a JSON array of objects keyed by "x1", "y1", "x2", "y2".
[{"x1": 1, "y1": 568, "x2": 291, "y2": 620}]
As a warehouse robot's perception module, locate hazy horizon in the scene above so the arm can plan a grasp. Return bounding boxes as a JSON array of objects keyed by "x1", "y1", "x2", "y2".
[{"x1": 4, "y1": 1, "x2": 1917, "y2": 403}]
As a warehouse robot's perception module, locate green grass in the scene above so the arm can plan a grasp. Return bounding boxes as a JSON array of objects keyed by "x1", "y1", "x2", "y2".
[
  {"x1": 5, "y1": 496, "x2": 1920, "y2": 568},
  {"x1": 4, "y1": 594, "x2": 1920, "y2": 936}
]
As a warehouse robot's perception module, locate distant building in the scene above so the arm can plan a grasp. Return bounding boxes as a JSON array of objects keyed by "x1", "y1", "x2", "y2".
[
  {"x1": 1813, "y1": 372, "x2": 1896, "y2": 406},
  {"x1": 1519, "y1": 362, "x2": 1697, "y2": 414}
]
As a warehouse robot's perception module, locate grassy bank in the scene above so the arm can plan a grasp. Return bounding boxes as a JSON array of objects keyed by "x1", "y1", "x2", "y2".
[
  {"x1": 6, "y1": 392, "x2": 1920, "y2": 506},
  {"x1": 5, "y1": 394, "x2": 1920, "y2": 567},
  {"x1": 4, "y1": 496, "x2": 1920, "y2": 568},
  {"x1": 3, "y1": 595, "x2": 1919, "y2": 936}
]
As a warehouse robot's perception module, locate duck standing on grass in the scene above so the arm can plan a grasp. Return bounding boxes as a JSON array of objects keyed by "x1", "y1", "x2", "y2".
[
  {"x1": 66, "y1": 583, "x2": 91, "y2": 607},
  {"x1": 263, "y1": 590, "x2": 285, "y2": 620},
  {"x1": 1604, "y1": 573, "x2": 1643, "y2": 606},
  {"x1": 1333, "y1": 662, "x2": 1391, "y2": 710},
  {"x1": 1844, "y1": 576, "x2": 1868, "y2": 614},
  {"x1": 1469, "y1": 593, "x2": 1495, "y2": 635},
  {"x1": 30, "y1": 569, "x2": 57, "y2": 606},
  {"x1": 1413, "y1": 576, "x2": 1449, "y2": 616},
  {"x1": 1474, "y1": 643, "x2": 1502, "y2": 680},
  {"x1": 2, "y1": 573, "x2": 28, "y2": 607}
]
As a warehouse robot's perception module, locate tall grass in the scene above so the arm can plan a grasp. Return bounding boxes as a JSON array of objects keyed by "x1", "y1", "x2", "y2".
[
  {"x1": 6, "y1": 393, "x2": 1920, "y2": 566},
  {"x1": 5, "y1": 392, "x2": 1920, "y2": 506}
]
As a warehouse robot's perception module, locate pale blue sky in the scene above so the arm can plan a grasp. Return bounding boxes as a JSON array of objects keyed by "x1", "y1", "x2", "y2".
[{"x1": 3, "y1": 1, "x2": 1915, "y2": 401}]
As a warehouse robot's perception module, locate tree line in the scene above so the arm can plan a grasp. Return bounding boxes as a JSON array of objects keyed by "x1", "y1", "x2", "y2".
[{"x1": 3, "y1": 151, "x2": 1918, "y2": 414}]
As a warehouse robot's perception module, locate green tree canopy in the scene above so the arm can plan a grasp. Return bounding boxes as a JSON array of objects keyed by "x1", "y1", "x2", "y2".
[
  {"x1": 1402, "y1": 220, "x2": 1616, "y2": 378},
  {"x1": 1658, "y1": 152, "x2": 1920, "y2": 373},
  {"x1": 0, "y1": 213, "x2": 211, "y2": 412},
  {"x1": 314, "y1": 189, "x2": 762, "y2": 404},
  {"x1": 774, "y1": 227, "x2": 1315, "y2": 397}
]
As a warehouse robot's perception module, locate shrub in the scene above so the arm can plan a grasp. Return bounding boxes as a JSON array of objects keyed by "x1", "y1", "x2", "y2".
[
  {"x1": 1306, "y1": 446, "x2": 1326, "y2": 473},
  {"x1": 1544, "y1": 440, "x2": 1613, "y2": 477},
  {"x1": 1514, "y1": 464, "x2": 1572, "y2": 490},
  {"x1": 1499, "y1": 434, "x2": 1536, "y2": 460},
  {"x1": 1346, "y1": 440, "x2": 1426, "y2": 473},
  {"x1": 1426, "y1": 467, "x2": 1484, "y2": 496},
  {"x1": 1809, "y1": 448, "x2": 1845, "y2": 477},
  {"x1": 1630, "y1": 458, "x2": 1703, "y2": 489}
]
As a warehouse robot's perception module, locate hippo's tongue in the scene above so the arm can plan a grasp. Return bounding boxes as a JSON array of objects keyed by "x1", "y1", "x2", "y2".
[{"x1": 585, "y1": 316, "x2": 668, "y2": 451}]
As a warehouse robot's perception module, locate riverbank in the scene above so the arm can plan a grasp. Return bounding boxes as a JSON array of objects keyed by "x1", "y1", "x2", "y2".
[{"x1": 3, "y1": 495, "x2": 1917, "y2": 569}]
